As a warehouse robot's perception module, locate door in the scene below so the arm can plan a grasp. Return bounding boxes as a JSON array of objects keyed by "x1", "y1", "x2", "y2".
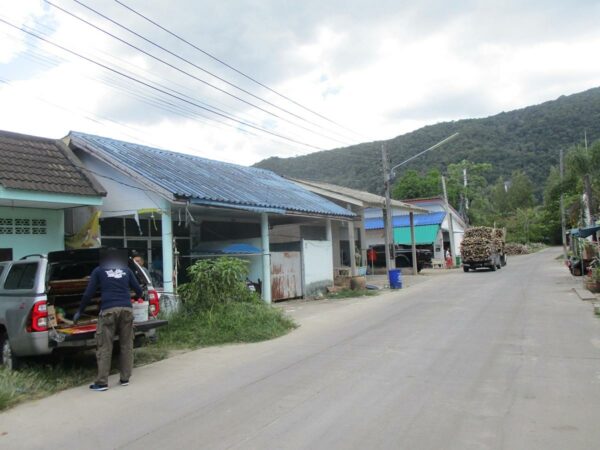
[{"x1": 271, "y1": 251, "x2": 302, "y2": 301}]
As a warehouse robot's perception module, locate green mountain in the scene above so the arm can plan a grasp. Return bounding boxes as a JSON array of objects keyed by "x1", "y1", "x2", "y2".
[{"x1": 255, "y1": 87, "x2": 600, "y2": 196}]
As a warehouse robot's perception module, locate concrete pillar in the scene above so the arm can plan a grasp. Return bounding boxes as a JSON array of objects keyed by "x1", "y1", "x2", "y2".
[
  {"x1": 410, "y1": 211, "x2": 418, "y2": 276},
  {"x1": 162, "y1": 207, "x2": 174, "y2": 294},
  {"x1": 347, "y1": 205, "x2": 357, "y2": 276},
  {"x1": 359, "y1": 209, "x2": 367, "y2": 268},
  {"x1": 261, "y1": 213, "x2": 272, "y2": 303}
]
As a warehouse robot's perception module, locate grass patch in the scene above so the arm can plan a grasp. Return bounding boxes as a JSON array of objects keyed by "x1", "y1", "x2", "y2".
[
  {"x1": 325, "y1": 289, "x2": 379, "y2": 300},
  {"x1": 157, "y1": 301, "x2": 297, "y2": 349}
]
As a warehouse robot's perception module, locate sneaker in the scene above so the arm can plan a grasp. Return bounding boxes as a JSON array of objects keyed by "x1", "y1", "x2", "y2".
[
  {"x1": 89, "y1": 383, "x2": 108, "y2": 392},
  {"x1": 120, "y1": 379, "x2": 129, "y2": 386}
]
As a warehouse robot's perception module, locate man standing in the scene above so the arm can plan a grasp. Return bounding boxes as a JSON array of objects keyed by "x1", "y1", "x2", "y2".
[{"x1": 74, "y1": 248, "x2": 143, "y2": 392}]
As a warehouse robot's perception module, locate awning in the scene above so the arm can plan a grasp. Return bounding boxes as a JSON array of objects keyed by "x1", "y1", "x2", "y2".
[
  {"x1": 394, "y1": 224, "x2": 441, "y2": 245},
  {"x1": 365, "y1": 211, "x2": 446, "y2": 230},
  {"x1": 569, "y1": 225, "x2": 600, "y2": 238}
]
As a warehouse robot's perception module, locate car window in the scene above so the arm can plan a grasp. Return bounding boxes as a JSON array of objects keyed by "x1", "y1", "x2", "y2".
[{"x1": 4, "y1": 263, "x2": 39, "y2": 290}]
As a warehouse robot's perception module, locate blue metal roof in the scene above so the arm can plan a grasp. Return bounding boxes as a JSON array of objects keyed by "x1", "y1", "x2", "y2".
[
  {"x1": 69, "y1": 132, "x2": 354, "y2": 218},
  {"x1": 365, "y1": 211, "x2": 446, "y2": 230}
]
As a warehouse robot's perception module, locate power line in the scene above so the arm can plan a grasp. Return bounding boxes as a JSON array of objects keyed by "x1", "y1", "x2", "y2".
[
  {"x1": 114, "y1": 0, "x2": 367, "y2": 140},
  {"x1": 44, "y1": 0, "x2": 350, "y2": 147},
  {"x1": 72, "y1": 0, "x2": 356, "y2": 145},
  {"x1": 0, "y1": 18, "x2": 323, "y2": 150}
]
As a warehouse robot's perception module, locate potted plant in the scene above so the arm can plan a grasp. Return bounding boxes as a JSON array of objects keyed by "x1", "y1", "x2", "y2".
[{"x1": 585, "y1": 266, "x2": 600, "y2": 293}]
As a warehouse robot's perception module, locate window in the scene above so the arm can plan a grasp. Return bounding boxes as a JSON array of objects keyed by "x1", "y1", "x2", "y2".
[{"x1": 4, "y1": 263, "x2": 38, "y2": 290}]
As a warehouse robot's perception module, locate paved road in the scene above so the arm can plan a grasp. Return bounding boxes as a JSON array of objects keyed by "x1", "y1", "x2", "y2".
[{"x1": 3, "y1": 248, "x2": 600, "y2": 449}]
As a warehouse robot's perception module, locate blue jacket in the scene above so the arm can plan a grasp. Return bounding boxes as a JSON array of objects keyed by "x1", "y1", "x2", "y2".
[{"x1": 78, "y1": 264, "x2": 143, "y2": 314}]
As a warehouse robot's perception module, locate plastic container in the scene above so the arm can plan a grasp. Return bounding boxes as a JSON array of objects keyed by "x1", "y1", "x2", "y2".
[
  {"x1": 132, "y1": 300, "x2": 149, "y2": 323},
  {"x1": 388, "y1": 269, "x2": 402, "y2": 289}
]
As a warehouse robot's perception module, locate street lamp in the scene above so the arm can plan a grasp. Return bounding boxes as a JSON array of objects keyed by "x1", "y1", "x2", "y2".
[{"x1": 383, "y1": 132, "x2": 459, "y2": 276}]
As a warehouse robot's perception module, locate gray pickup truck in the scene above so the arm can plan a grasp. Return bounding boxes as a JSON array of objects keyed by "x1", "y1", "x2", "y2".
[{"x1": 0, "y1": 248, "x2": 167, "y2": 370}]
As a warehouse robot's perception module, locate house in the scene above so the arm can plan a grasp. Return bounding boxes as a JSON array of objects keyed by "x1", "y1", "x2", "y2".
[
  {"x1": 365, "y1": 196, "x2": 467, "y2": 262},
  {"x1": 292, "y1": 179, "x2": 427, "y2": 275},
  {"x1": 0, "y1": 130, "x2": 106, "y2": 261},
  {"x1": 64, "y1": 132, "x2": 355, "y2": 302}
]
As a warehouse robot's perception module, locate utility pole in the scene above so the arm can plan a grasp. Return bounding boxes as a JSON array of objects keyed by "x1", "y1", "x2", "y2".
[
  {"x1": 381, "y1": 143, "x2": 395, "y2": 274},
  {"x1": 442, "y1": 175, "x2": 456, "y2": 267},
  {"x1": 559, "y1": 149, "x2": 568, "y2": 259}
]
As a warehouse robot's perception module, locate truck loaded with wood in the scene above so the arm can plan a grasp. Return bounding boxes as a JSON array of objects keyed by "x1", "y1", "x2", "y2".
[
  {"x1": 0, "y1": 248, "x2": 167, "y2": 370},
  {"x1": 461, "y1": 227, "x2": 506, "y2": 272}
]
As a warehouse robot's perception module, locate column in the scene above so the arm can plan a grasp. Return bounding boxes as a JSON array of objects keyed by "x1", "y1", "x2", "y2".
[
  {"x1": 261, "y1": 213, "x2": 272, "y2": 303},
  {"x1": 410, "y1": 211, "x2": 418, "y2": 275},
  {"x1": 162, "y1": 207, "x2": 174, "y2": 294},
  {"x1": 347, "y1": 205, "x2": 357, "y2": 277},
  {"x1": 359, "y1": 209, "x2": 367, "y2": 269}
]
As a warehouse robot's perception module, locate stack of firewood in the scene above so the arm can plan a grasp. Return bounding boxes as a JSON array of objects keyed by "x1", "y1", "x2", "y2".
[
  {"x1": 461, "y1": 227, "x2": 498, "y2": 261},
  {"x1": 504, "y1": 243, "x2": 529, "y2": 255}
]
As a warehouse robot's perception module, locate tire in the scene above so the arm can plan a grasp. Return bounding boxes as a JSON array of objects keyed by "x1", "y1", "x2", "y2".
[
  {"x1": 489, "y1": 264, "x2": 496, "y2": 272},
  {"x1": 0, "y1": 332, "x2": 21, "y2": 371},
  {"x1": 463, "y1": 266, "x2": 469, "y2": 272}
]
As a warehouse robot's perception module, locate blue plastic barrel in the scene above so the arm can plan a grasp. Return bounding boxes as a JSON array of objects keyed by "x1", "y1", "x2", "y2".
[{"x1": 388, "y1": 269, "x2": 402, "y2": 289}]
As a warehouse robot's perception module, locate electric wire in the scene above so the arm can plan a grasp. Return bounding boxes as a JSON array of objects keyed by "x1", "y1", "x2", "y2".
[
  {"x1": 44, "y1": 0, "x2": 350, "y2": 147},
  {"x1": 0, "y1": 18, "x2": 324, "y2": 150},
  {"x1": 114, "y1": 0, "x2": 368, "y2": 140},
  {"x1": 71, "y1": 0, "x2": 356, "y2": 145}
]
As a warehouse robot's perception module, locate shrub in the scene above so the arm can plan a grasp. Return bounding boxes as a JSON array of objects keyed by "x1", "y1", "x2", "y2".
[{"x1": 178, "y1": 257, "x2": 257, "y2": 310}]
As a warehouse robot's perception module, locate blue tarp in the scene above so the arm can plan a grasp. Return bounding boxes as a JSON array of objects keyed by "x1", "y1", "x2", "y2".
[
  {"x1": 569, "y1": 225, "x2": 600, "y2": 238},
  {"x1": 365, "y1": 211, "x2": 446, "y2": 230},
  {"x1": 192, "y1": 243, "x2": 262, "y2": 255}
]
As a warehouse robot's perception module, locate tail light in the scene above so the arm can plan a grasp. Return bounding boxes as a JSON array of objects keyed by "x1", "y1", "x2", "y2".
[
  {"x1": 28, "y1": 299, "x2": 48, "y2": 332},
  {"x1": 148, "y1": 289, "x2": 160, "y2": 317}
]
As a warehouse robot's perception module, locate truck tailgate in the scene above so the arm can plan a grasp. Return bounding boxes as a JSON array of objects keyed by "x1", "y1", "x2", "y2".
[{"x1": 53, "y1": 319, "x2": 168, "y2": 342}]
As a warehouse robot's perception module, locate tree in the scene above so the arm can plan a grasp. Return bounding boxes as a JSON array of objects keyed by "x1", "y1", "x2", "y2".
[
  {"x1": 445, "y1": 160, "x2": 492, "y2": 224},
  {"x1": 506, "y1": 170, "x2": 535, "y2": 210},
  {"x1": 566, "y1": 141, "x2": 600, "y2": 225},
  {"x1": 392, "y1": 168, "x2": 441, "y2": 200}
]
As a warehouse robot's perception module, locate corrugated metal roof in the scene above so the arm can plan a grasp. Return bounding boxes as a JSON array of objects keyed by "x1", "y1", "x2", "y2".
[
  {"x1": 292, "y1": 179, "x2": 428, "y2": 212},
  {"x1": 394, "y1": 224, "x2": 441, "y2": 245},
  {"x1": 365, "y1": 211, "x2": 446, "y2": 230},
  {"x1": 69, "y1": 132, "x2": 354, "y2": 218}
]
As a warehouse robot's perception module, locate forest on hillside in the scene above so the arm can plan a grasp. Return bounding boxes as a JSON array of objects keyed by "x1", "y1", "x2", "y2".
[{"x1": 255, "y1": 87, "x2": 600, "y2": 199}]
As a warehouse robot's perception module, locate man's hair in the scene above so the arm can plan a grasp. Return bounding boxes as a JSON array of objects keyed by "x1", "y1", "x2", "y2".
[{"x1": 100, "y1": 247, "x2": 127, "y2": 266}]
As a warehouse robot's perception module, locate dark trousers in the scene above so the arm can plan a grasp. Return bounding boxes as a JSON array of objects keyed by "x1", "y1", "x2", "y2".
[{"x1": 95, "y1": 307, "x2": 134, "y2": 385}]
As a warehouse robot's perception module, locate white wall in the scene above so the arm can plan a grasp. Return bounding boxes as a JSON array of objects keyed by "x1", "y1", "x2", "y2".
[
  {"x1": 302, "y1": 239, "x2": 334, "y2": 295},
  {"x1": 76, "y1": 152, "x2": 165, "y2": 217}
]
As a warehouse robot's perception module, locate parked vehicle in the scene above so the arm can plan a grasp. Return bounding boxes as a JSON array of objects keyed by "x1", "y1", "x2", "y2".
[
  {"x1": 0, "y1": 248, "x2": 167, "y2": 369},
  {"x1": 370, "y1": 245, "x2": 433, "y2": 272}
]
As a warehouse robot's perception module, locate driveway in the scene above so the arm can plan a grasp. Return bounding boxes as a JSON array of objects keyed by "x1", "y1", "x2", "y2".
[{"x1": 2, "y1": 248, "x2": 599, "y2": 449}]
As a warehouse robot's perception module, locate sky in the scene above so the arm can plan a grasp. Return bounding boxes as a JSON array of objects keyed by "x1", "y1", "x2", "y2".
[{"x1": 1, "y1": 0, "x2": 599, "y2": 165}]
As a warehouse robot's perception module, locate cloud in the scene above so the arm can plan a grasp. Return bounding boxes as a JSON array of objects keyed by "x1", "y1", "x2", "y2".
[{"x1": 0, "y1": 0, "x2": 600, "y2": 165}]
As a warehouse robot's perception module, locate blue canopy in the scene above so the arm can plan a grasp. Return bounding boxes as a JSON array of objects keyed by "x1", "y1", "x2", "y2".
[
  {"x1": 569, "y1": 225, "x2": 600, "y2": 238},
  {"x1": 365, "y1": 211, "x2": 446, "y2": 230}
]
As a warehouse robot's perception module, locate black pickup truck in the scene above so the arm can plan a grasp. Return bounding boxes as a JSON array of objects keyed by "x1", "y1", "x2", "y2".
[{"x1": 369, "y1": 245, "x2": 433, "y2": 272}]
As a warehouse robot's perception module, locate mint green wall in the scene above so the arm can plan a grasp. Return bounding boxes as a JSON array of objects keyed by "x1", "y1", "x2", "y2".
[{"x1": 0, "y1": 207, "x2": 65, "y2": 260}]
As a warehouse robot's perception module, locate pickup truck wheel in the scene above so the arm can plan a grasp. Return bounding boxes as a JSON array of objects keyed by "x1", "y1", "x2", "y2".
[
  {"x1": 463, "y1": 266, "x2": 469, "y2": 272},
  {"x1": 489, "y1": 264, "x2": 497, "y2": 272},
  {"x1": 0, "y1": 333, "x2": 20, "y2": 371}
]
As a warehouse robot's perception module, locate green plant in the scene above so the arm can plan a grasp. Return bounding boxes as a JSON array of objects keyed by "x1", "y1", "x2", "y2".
[{"x1": 178, "y1": 257, "x2": 257, "y2": 310}]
